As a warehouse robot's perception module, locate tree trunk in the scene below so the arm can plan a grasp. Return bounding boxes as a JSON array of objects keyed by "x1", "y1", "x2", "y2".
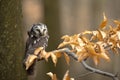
[{"x1": 0, "y1": 0, "x2": 27, "y2": 80}]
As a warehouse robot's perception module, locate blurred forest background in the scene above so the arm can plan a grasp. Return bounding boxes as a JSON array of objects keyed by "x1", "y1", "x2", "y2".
[{"x1": 0, "y1": 0, "x2": 120, "y2": 80}]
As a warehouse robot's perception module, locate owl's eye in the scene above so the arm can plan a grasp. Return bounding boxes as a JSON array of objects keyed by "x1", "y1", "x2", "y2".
[
  {"x1": 43, "y1": 29, "x2": 46, "y2": 32},
  {"x1": 36, "y1": 29, "x2": 40, "y2": 33}
]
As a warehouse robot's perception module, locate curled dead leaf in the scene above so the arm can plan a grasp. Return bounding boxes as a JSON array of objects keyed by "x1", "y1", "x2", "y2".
[
  {"x1": 38, "y1": 50, "x2": 47, "y2": 59},
  {"x1": 64, "y1": 53, "x2": 70, "y2": 65},
  {"x1": 24, "y1": 54, "x2": 37, "y2": 70},
  {"x1": 99, "y1": 52, "x2": 110, "y2": 61},
  {"x1": 55, "y1": 52, "x2": 62, "y2": 58},
  {"x1": 63, "y1": 70, "x2": 74, "y2": 80},
  {"x1": 93, "y1": 56, "x2": 100, "y2": 65},
  {"x1": 85, "y1": 45, "x2": 99, "y2": 56},
  {"x1": 62, "y1": 35, "x2": 71, "y2": 42},
  {"x1": 51, "y1": 53, "x2": 57, "y2": 66},
  {"x1": 63, "y1": 70, "x2": 70, "y2": 80},
  {"x1": 78, "y1": 52, "x2": 89, "y2": 62},
  {"x1": 47, "y1": 72, "x2": 57, "y2": 80},
  {"x1": 34, "y1": 47, "x2": 44, "y2": 55},
  {"x1": 99, "y1": 13, "x2": 107, "y2": 29},
  {"x1": 80, "y1": 36, "x2": 89, "y2": 44},
  {"x1": 82, "y1": 30, "x2": 92, "y2": 35},
  {"x1": 58, "y1": 42, "x2": 69, "y2": 48}
]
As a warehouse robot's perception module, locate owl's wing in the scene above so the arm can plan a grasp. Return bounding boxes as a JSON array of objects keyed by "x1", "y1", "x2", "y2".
[
  {"x1": 25, "y1": 38, "x2": 33, "y2": 53},
  {"x1": 25, "y1": 35, "x2": 49, "y2": 56}
]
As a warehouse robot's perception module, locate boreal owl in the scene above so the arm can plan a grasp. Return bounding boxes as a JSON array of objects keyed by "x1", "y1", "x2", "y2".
[{"x1": 24, "y1": 23, "x2": 49, "y2": 75}]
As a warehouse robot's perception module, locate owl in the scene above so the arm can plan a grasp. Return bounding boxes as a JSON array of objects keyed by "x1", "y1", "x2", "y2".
[{"x1": 24, "y1": 23, "x2": 49, "y2": 75}]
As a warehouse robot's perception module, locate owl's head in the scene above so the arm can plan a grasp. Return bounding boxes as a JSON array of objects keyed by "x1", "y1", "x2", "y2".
[{"x1": 28, "y1": 23, "x2": 48, "y2": 38}]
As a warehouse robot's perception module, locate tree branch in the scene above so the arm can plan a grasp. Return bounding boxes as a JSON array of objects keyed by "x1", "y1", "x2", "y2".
[
  {"x1": 81, "y1": 61, "x2": 119, "y2": 80},
  {"x1": 56, "y1": 48, "x2": 119, "y2": 80},
  {"x1": 25, "y1": 47, "x2": 119, "y2": 80}
]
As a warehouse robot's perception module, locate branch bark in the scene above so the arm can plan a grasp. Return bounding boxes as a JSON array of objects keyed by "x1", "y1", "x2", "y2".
[{"x1": 55, "y1": 48, "x2": 119, "y2": 80}]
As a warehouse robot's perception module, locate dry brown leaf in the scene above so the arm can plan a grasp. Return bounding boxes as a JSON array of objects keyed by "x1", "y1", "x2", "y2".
[
  {"x1": 90, "y1": 31, "x2": 98, "y2": 40},
  {"x1": 117, "y1": 31, "x2": 120, "y2": 40},
  {"x1": 114, "y1": 20, "x2": 120, "y2": 25},
  {"x1": 85, "y1": 45, "x2": 99, "y2": 56},
  {"x1": 63, "y1": 70, "x2": 70, "y2": 80},
  {"x1": 44, "y1": 52, "x2": 51, "y2": 61},
  {"x1": 99, "y1": 13, "x2": 107, "y2": 29},
  {"x1": 93, "y1": 56, "x2": 100, "y2": 65},
  {"x1": 58, "y1": 42, "x2": 69, "y2": 48},
  {"x1": 108, "y1": 26, "x2": 116, "y2": 36},
  {"x1": 111, "y1": 47, "x2": 119, "y2": 54},
  {"x1": 78, "y1": 38, "x2": 85, "y2": 47},
  {"x1": 94, "y1": 44, "x2": 101, "y2": 53},
  {"x1": 34, "y1": 47, "x2": 44, "y2": 55},
  {"x1": 63, "y1": 70, "x2": 74, "y2": 80},
  {"x1": 82, "y1": 30, "x2": 92, "y2": 35},
  {"x1": 47, "y1": 72, "x2": 57, "y2": 80},
  {"x1": 99, "y1": 52, "x2": 110, "y2": 61},
  {"x1": 72, "y1": 34, "x2": 80, "y2": 41},
  {"x1": 97, "y1": 30, "x2": 103, "y2": 41},
  {"x1": 96, "y1": 43, "x2": 110, "y2": 61},
  {"x1": 64, "y1": 53, "x2": 70, "y2": 65},
  {"x1": 80, "y1": 36, "x2": 89, "y2": 44},
  {"x1": 25, "y1": 54, "x2": 37, "y2": 70},
  {"x1": 69, "y1": 42, "x2": 79, "y2": 49},
  {"x1": 75, "y1": 46, "x2": 84, "y2": 54},
  {"x1": 78, "y1": 52, "x2": 89, "y2": 62},
  {"x1": 70, "y1": 42, "x2": 79, "y2": 46},
  {"x1": 62, "y1": 35, "x2": 71, "y2": 42},
  {"x1": 97, "y1": 30, "x2": 107, "y2": 40},
  {"x1": 114, "y1": 20, "x2": 120, "y2": 31},
  {"x1": 39, "y1": 50, "x2": 47, "y2": 59},
  {"x1": 108, "y1": 34, "x2": 119, "y2": 53},
  {"x1": 58, "y1": 41, "x2": 79, "y2": 49},
  {"x1": 51, "y1": 53, "x2": 57, "y2": 66},
  {"x1": 55, "y1": 52, "x2": 62, "y2": 58},
  {"x1": 91, "y1": 30, "x2": 106, "y2": 41},
  {"x1": 100, "y1": 30, "x2": 107, "y2": 39}
]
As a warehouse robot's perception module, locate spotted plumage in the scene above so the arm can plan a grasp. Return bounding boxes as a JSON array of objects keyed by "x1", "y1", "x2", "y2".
[{"x1": 24, "y1": 23, "x2": 49, "y2": 75}]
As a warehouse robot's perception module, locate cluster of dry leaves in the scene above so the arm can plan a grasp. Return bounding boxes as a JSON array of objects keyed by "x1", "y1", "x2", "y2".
[
  {"x1": 24, "y1": 14, "x2": 120, "y2": 80},
  {"x1": 58, "y1": 14, "x2": 120, "y2": 65}
]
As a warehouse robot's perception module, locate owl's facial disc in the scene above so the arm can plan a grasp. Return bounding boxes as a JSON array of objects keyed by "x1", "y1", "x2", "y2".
[{"x1": 30, "y1": 23, "x2": 48, "y2": 38}]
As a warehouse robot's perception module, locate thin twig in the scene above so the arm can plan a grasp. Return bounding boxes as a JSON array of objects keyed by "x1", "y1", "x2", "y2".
[
  {"x1": 74, "y1": 72, "x2": 94, "y2": 79},
  {"x1": 56, "y1": 48, "x2": 119, "y2": 80},
  {"x1": 81, "y1": 61, "x2": 119, "y2": 80}
]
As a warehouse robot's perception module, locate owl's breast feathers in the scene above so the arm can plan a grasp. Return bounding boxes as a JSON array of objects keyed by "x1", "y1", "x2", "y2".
[{"x1": 25, "y1": 35, "x2": 49, "y2": 56}]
